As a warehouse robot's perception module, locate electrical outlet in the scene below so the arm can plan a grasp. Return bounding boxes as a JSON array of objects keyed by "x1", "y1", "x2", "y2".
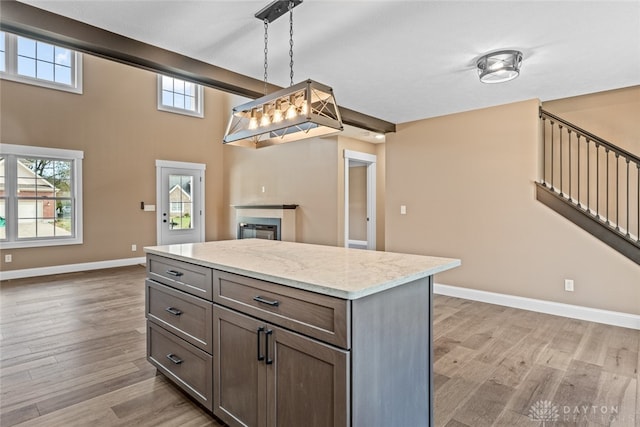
[
  {"x1": 564, "y1": 279, "x2": 574, "y2": 292},
  {"x1": 4, "y1": 254, "x2": 12, "y2": 263},
  {"x1": 400, "y1": 205, "x2": 407, "y2": 215},
  {"x1": 131, "y1": 244, "x2": 137, "y2": 252}
]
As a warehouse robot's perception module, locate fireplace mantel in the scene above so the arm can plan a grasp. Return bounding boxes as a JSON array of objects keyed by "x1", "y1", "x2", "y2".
[{"x1": 233, "y1": 204, "x2": 298, "y2": 210}]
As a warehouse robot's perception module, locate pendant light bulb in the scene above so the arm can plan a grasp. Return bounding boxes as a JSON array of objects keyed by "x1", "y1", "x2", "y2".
[
  {"x1": 248, "y1": 108, "x2": 258, "y2": 130},
  {"x1": 272, "y1": 99, "x2": 284, "y2": 123},
  {"x1": 260, "y1": 104, "x2": 271, "y2": 127},
  {"x1": 285, "y1": 95, "x2": 297, "y2": 119},
  {"x1": 299, "y1": 95, "x2": 308, "y2": 117}
]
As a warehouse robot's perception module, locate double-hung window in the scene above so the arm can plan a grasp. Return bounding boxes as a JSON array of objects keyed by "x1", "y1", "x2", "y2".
[
  {"x1": 157, "y1": 75, "x2": 204, "y2": 118},
  {"x1": 0, "y1": 144, "x2": 84, "y2": 249},
  {"x1": 0, "y1": 30, "x2": 83, "y2": 94}
]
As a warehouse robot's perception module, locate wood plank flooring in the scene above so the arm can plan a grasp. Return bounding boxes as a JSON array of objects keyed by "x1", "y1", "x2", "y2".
[{"x1": 1, "y1": 266, "x2": 638, "y2": 426}]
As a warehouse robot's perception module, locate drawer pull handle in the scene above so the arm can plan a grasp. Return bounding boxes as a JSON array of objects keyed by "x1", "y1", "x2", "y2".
[
  {"x1": 253, "y1": 296, "x2": 280, "y2": 307},
  {"x1": 166, "y1": 353, "x2": 183, "y2": 365},
  {"x1": 265, "y1": 329, "x2": 273, "y2": 365},
  {"x1": 165, "y1": 270, "x2": 184, "y2": 277},
  {"x1": 165, "y1": 307, "x2": 182, "y2": 316},
  {"x1": 257, "y1": 327, "x2": 265, "y2": 361}
]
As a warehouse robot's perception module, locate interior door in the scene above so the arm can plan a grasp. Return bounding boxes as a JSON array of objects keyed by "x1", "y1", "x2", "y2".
[
  {"x1": 344, "y1": 150, "x2": 376, "y2": 250},
  {"x1": 156, "y1": 160, "x2": 205, "y2": 245}
]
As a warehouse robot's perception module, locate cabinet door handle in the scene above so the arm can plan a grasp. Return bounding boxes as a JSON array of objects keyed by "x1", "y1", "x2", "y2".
[
  {"x1": 253, "y1": 296, "x2": 280, "y2": 307},
  {"x1": 165, "y1": 307, "x2": 182, "y2": 316},
  {"x1": 265, "y1": 329, "x2": 273, "y2": 365},
  {"x1": 165, "y1": 270, "x2": 184, "y2": 277},
  {"x1": 166, "y1": 353, "x2": 183, "y2": 365},
  {"x1": 257, "y1": 327, "x2": 265, "y2": 361}
]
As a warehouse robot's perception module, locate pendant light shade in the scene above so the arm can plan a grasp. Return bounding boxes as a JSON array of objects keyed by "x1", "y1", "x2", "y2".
[
  {"x1": 477, "y1": 50, "x2": 523, "y2": 83},
  {"x1": 223, "y1": 79, "x2": 343, "y2": 148},
  {"x1": 223, "y1": 0, "x2": 343, "y2": 148}
]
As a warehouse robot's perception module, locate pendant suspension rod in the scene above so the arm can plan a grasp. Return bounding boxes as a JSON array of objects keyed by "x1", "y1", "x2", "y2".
[
  {"x1": 289, "y1": 1, "x2": 294, "y2": 86},
  {"x1": 263, "y1": 19, "x2": 269, "y2": 95}
]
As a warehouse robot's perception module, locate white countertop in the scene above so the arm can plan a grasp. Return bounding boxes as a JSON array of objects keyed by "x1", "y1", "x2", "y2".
[{"x1": 144, "y1": 239, "x2": 461, "y2": 299}]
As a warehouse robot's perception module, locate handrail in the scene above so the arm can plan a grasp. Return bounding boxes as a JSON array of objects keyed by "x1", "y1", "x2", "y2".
[
  {"x1": 540, "y1": 108, "x2": 640, "y2": 164},
  {"x1": 538, "y1": 108, "x2": 639, "y2": 247}
]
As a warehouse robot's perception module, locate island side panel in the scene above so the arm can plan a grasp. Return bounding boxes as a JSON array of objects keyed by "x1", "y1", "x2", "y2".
[{"x1": 351, "y1": 276, "x2": 432, "y2": 427}]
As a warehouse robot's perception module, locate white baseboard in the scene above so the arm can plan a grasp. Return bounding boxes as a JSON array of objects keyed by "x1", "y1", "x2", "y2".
[
  {"x1": 0, "y1": 257, "x2": 147, "y2": 281},
  {"x1": 434, "y1": 283, "x2": 640, "y2": 330}
]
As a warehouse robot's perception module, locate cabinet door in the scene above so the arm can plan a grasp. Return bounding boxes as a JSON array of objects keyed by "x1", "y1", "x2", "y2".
[
  {"x1": 267, "y1": 326, "x2": 349, "y2": 427},
  {"x1": 213, "y1": 306, "x2": 267, "y2": 427}
]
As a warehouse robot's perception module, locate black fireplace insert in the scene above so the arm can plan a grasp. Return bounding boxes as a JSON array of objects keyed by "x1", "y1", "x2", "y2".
[{"x1": 237, "y1": 216, "x2": 281, "y2": 240}]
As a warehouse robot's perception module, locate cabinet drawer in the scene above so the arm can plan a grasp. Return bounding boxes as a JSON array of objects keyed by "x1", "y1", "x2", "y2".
[
  {"x1": 146, "y1": 280, "x2": 213, "y2": 353},
  {"x1": 147, "y1": 322, "x2": 213, "y2": 411},
  {"x1": 213, "y1": 270, "x2": 350, "y2": 349},
  {"x1": 147, "y1": 254, "x2": 213, "y2": 300}
]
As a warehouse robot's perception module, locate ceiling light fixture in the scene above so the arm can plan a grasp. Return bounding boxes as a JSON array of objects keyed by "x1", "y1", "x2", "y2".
[
  {"x1": 476, "y1": 50, "x2": 523, "y2": 84},
  {"x1": 223, "y1": 0, "x2": 343, "y2": 149}
]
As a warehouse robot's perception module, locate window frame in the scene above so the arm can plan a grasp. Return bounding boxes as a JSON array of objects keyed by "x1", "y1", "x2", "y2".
[
  {"x1": 0, "y1": 143, "x2": 84, "y2": 249},
  {"x1": 157, "y1": 74, "x2": 204, "y2": 118},
  {"x1": 0, "y1": 31, "x2": 83, "y2": 94}
]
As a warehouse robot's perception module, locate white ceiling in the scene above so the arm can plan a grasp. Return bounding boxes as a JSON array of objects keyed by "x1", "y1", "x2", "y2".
[{"x1": 18, "y1": 0, "x2": 640, "y2": 125}]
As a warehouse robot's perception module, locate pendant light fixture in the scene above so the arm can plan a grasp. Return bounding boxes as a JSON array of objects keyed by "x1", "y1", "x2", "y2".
[{"x1": 223, "y1": 0, "x2": 343, "y2": 148}]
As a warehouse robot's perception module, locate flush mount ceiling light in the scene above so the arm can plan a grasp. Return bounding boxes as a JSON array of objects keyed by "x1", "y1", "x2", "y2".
[
  {"x1": 223, "y1": 0, "x2": 343, "y2": 149},
  {"x1": 476, "y1": 50, "x2": 523, "y2": 84}
]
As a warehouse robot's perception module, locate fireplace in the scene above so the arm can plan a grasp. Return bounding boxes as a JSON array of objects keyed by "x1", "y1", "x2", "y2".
[
  {"x1": 237, "y1": 216, "x2": 281, "y2": 240},
  {"x1": 233, "y1": 204, "x2": 298, "y2": 242}
]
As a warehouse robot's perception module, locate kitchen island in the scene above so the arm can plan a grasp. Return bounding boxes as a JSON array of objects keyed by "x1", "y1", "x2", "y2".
[{"x1": 144, "y1": 239, "x2": 460, "y2": 427}]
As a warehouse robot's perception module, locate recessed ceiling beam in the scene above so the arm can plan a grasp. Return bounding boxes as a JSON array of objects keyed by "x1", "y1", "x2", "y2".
[{"x1": 0, "y1": 0, "x2": 396, "y2": 134}]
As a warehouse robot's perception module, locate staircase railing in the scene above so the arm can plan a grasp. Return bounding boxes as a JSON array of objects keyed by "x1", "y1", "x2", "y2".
[{"x1": 538, "y1": 108, "x2": 640, "y2": 258}]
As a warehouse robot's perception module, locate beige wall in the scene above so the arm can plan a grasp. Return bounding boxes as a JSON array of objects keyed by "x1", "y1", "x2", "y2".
[
  {"x1": 542, "y1": 86, "x2": 640, "y2": 154},
  {"x1": 222, "y1": 137, "x2": 339, "y2": 245},
  {"x1": 386, "y1": 96, "x2": 639, "y2": 315},
  {"x1": 222, "y1": 134, "x2": 385, "y2": 248},
  {"x1": 0, "y1": 54, "x2": 227, "y2": 271}
]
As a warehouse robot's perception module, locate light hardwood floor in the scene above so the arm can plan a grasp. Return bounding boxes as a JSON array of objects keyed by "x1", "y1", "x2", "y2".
[{"x1": 1, "y1": 266, "x2": 638, "y2": 426}]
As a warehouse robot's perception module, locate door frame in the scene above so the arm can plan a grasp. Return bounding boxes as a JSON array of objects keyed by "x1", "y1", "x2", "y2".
[
  {"x1": 155, "y1": 159, "x2": 206, "y2": 245},
  {"x1": 343, "y1": 150, "x2": 376, "y2": 250}
]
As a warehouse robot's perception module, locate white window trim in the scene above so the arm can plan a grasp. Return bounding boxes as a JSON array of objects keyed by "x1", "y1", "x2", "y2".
[
  {"x1": 0, "y1": 31, "x2": 83, "y2": 94},
  {"x1": 157, "y1": 75, "x2": 204, "y2": 118},
  {"x1": 0, "y1": 143, "x2": 84, "y2": 249}
]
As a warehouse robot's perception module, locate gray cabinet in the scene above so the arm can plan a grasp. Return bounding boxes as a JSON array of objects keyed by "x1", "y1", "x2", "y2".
[
  {"x1": 145, "y1": 254, "x2": 214, "y2": 411},
  {"x1": 213, "y1": 305, "x2": 349, "y2": 427}
]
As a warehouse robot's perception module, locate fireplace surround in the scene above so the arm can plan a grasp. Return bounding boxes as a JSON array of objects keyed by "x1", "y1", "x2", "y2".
[{"x1": 233, "y1": 204, "x2": 298, "y2": 241}]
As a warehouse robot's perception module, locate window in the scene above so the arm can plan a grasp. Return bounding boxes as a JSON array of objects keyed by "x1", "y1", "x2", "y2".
[
  {"x1": 0, "y1": 32, "x2": 5, "y2": 73},
  {"x1": 0, "y1": 144, "x2": 83, "y2": 249},
  {"x1": 0, "y1": 31, "x2": 83, "y2": 94},
  {"x1": 157, "y1": 75, "x2": 203, "y2": 118}
]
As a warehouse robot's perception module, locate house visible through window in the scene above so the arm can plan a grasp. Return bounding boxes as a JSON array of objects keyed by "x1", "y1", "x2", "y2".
[
  {"x1": 0, "y1": 144, "x2": 84, "y2": 249},
  {"x1": 158, "y1": 75, "x2": 204, "y2": 118},
  {"x1": 0, "y1": 30, "x2": 82, "y2": 94}
]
